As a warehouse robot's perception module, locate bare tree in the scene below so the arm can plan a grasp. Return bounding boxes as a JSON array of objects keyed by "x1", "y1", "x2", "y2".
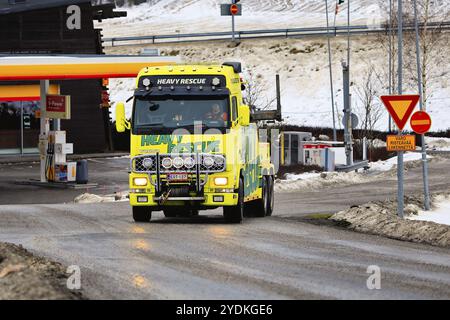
[
  {"x1": 354, "y1": 64, "x2": 384, "y2": 146},
  {"x1": 242, "y1": 72, "x2": 277, "y2": 112},
  {"x1": 403, "y1": 0, "x2": 450, "y2": 109},
  {"x1": 376, "y1": 0, "x2": 450, "y2": 110}
]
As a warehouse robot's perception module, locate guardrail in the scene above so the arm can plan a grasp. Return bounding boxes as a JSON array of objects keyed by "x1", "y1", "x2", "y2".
[{"x1": 103, "y1": 22, "x2": 450, "y2": 46}]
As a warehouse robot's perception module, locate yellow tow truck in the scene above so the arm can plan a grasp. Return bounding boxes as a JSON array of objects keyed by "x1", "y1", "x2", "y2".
[{"x1": 116, "y1": 62, "x2": 278, "y2": 223}]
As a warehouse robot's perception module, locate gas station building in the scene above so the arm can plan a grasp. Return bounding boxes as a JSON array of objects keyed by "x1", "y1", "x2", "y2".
[{"x1": 0, "y1": 0, "x2": 126, "y2": 155}]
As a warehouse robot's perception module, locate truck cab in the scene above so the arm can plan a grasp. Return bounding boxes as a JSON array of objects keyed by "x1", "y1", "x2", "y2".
[{"x1": 116, "y1": 62, "x2": 275, "y2": 223}]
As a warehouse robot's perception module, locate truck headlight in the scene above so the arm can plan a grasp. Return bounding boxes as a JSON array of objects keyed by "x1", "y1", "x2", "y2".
[
  {"x1": 214, "y1": 177, "x2": 228, "y2": 186},
  {"x1": 133, "y1": 177, "x2": 148, "y2": 186}
]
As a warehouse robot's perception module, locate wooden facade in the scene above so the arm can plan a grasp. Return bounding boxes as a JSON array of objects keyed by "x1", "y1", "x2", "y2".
[{"x1": 0, "y1": 0, "x2": 126, "y2": 153}]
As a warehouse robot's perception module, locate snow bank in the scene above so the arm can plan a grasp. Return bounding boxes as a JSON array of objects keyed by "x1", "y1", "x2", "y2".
[
  {"x1": 368, "y1": 152, "x2": 433, "y2": 173},
  {"x1": 331, "y1": 198, "x2": 450, "y2": 247},
  {"x1": 283, "y1": 172, "x2": 321, "y2": 181},
  {"x1": 409, "y1": 195, "x2": 450, "y2": 226},
  {"x1": 275, "y1": 171, "x2": 370, "y2": 192},
  {"x1": 425, "y1": 137, "x2": 450, "y2": 151},
  {"x1": 275, "y1": 152, "x2": 431, "y2": 192},
  {"x1": 74, "y1": 192, "x2": 128, "y2": 204}
]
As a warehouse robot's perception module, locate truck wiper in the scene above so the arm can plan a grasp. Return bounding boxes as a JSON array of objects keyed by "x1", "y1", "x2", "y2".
[
  {"x1": 174, "y1": 123, "x2": 208, "y2": 129},
  {"x1": 135, "y1": 124, "x2": 166, "y2": 134}
]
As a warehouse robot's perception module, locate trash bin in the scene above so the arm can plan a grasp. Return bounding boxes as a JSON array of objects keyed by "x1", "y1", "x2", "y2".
[{"x1": 76, "y1": 160, "x2": 88, "y2": 184}]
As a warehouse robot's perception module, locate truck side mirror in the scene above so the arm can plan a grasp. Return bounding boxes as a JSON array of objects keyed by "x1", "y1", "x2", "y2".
[
  {"x1": 240, "y1": 105, "x2": 250, "y2": 126},
  {"x1": 115, "y1": 102, "x2": 127, "y2": 133}
]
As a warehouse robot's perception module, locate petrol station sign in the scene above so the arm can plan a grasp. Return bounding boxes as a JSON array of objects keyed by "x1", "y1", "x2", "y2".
[{"x1": 46, "y1": 94, "x2": 71, "y2": 119}]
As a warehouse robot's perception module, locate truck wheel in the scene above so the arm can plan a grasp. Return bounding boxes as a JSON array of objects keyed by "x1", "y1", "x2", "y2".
[
  {"x1": 223, "y1": 177, "x2": 244, "y2": 223},
  {"x1": 252, "y1": 176, "x2": 268, "y2": 218},
  {"x1": 133, "y1": 206, "x2": 152, "y2": 222},
  {"x1": 265, "y1": 176, "x2": 274, "y2": 216},
  {"x1": 163, "y1": 209, "x2": 178, "y2": 218}
]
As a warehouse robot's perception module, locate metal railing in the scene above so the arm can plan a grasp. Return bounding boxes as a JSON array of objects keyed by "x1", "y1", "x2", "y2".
[{"x1": 103, "y1": 22, "x2": 450, "y2": 46}]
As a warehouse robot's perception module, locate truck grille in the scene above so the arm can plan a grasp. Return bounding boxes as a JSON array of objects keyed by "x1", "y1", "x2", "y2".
[{"x1": 131, "y1": 154, "x2": 226, "y2": 174}]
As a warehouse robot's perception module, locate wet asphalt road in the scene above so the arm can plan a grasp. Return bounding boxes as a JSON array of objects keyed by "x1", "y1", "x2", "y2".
[{"x1": 0, "y1": 156, "x2": 449, "y2": 299}]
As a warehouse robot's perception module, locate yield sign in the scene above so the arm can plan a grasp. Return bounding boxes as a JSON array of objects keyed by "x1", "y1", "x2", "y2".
[{"x1": 381, "y1": 95, "x2": 420, "y2": 131}]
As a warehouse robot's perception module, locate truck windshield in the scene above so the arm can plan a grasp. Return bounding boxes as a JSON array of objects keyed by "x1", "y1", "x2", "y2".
[{"x1": 132, "y1": 96, "x2": 230, "y2": 134}]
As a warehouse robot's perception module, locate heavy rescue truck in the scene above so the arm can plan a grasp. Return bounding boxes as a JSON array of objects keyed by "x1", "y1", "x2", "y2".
[{"x1": 115, "y1": 62, "x2": 278, "y2": 223}]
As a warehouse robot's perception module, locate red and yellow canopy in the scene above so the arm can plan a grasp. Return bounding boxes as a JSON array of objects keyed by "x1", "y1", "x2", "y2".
[{"x1": 0, "y1": 55, "x2": 180, "y2": 81}]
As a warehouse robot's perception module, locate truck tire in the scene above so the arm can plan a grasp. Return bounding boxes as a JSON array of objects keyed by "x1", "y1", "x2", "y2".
[
  {"x1": 251, "y1": 176, "x2": 268, "y2": 218},
  {"x1": 133, "y1": 206, "x2": 152, "y2": 222},
  {"x1": 223, "y1": 177, "x2": 244, "y2": 223},
  {"x1": 163, "y1": 209, "x2": 178, "y2": 218},
  {"x1": 265, "y1": 176, "x2": 274, "y2": 216}
]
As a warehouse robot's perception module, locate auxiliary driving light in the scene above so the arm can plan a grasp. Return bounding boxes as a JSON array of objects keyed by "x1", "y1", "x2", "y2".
[
  {"x1": 214, "y1": 177, "x2": 228, "y2": 186},
  {"x1": 203, "y1": 156, "x2": 215, "y2": 168},
  {"x1": 173, "y1": 156, "x2": 184, "y2": 169},
  {"x1": 161, "y1": 157, "x2": 173, "y2": 169},
  {"x1": 215, "y1": 156, "x2": 224, "y2": 166},
  {"x1": 184, "y1": 157, "x2": 195, "y2": 169},
  {"x1": 133, "y1": 177, "x2": 148, "y2": 186},
  {"x1": 142, "y1": 158, "x2": 153, "y2": 169}
]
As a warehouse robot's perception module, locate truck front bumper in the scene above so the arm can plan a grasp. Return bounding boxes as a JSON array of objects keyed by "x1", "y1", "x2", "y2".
[{"x1": 129, "y1": 192, "x2": 238, "y2": 207}]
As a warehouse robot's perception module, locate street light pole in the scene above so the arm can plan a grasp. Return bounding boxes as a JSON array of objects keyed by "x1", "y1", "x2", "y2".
[
  {"x1": 397, "y1": 0, "x2": 404, "y2": 218},
  {"x1": 413, "y1": 0, "x2": 431, "y2": 211},
  {"x1": 347, "y1": 0, "x2": 351, "y2": 66},
  {"x1": 388, "y1": 0, "x2": 393, "y2": 132},
  {"x1": 325, "y1": 0, "x2": 337, "y2": 142}
]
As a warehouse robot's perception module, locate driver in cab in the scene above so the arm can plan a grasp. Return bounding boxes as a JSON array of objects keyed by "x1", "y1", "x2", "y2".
[{"x1": 205, "y1": 103, "x2": 227, "y2": 122}]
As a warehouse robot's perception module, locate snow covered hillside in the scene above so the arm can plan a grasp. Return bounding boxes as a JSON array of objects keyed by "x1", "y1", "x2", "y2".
[
  {"x1": 100, "y1": 0, "x2": 450, "y2": 132},
  {"x1": 100, "y1": 0, "x2": 383, "y2": 37}
]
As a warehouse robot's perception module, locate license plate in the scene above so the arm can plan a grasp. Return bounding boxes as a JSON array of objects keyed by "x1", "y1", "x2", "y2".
[{"x1": 167, "y1": 173, "x2": 189, "y2": 182}]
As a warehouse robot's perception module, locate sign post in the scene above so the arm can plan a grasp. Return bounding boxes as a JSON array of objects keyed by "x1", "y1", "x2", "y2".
[
  {"x1": 220, "y1": 1, "x2": 242, "y2": 42},
  {"x1": 381, "y1": 94, "x2": 420, "y2": 218},
  {"x1": 412, "y1": 0, "x2": 431, "y2": 211},
  {"x1": 39, "y1": 80, "x2": 49, "y2": 182}
]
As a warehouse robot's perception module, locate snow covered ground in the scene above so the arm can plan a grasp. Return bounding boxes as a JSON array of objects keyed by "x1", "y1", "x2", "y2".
[
  {"x1": 100, "y1": 0, "x2": 450, "y2": 131},
  {"x1": 275, "y1": 152, "x2": 432, "y2": 191},
  {"x1": 99, "y1": 0, "x2": 382, "y2": 37},
  {"x1": 368, "y1": 152, "x2": 433, "y2": 172},
  {"x1": 425, "y1": 137, "x2": 450, "y2": 151},
  {"x1": 409, "y1": 195, "x2": 450, "y2": 226}
]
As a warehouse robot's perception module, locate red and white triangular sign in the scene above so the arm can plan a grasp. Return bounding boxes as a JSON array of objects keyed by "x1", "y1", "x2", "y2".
[{"x1": 381, "y1": 95, "x2": 420, "y2": 131}]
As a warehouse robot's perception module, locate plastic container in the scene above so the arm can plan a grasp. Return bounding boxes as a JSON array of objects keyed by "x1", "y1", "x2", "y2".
[{"x1": 76, "y1": 160, "x2": 88, "y2": 184}]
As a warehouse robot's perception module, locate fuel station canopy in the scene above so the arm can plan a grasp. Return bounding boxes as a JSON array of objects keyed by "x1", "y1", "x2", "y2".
[{"x1": 0, "y1": 54, "x2": 181, "y2": 81}]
